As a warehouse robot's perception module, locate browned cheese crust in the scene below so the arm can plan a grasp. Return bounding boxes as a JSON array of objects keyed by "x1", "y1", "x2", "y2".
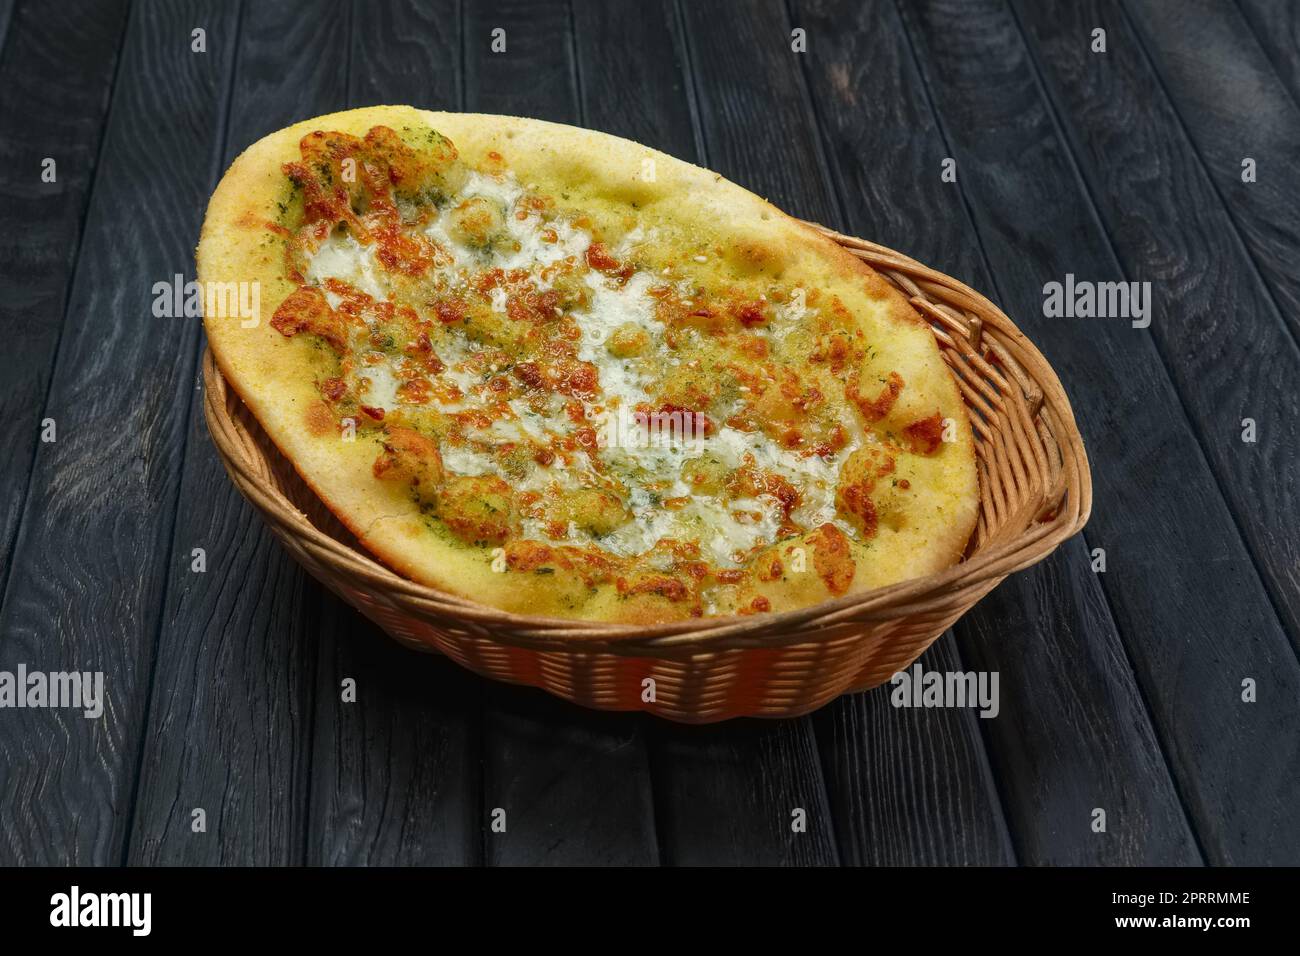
[{"x1": 198, "y1": 106, "x2": 978, "y2": 622}]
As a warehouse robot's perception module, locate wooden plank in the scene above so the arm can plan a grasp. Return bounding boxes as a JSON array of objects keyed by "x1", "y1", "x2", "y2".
[
  {"x1": 955, "y1": 561, "x2": 1203, "y2": 864},
  {"x1": 569, "y1": 0, "x2": 847, "y2": 865},
  {"x1": 1125, "y1": 0, "x2": 1300, "y2": 385},
  {"x1": 298, "y1": 0, "x2": 657, "y2": 867},
  {"x1": 0, "y1": 0, "x2": 127, "y2": 586},
  {"x1": 616, "y1": 0, "x2": 835, "y2": 867},
  {"x1": 303, "y1": 0, "x2": 483, "y2": 866},
  {"x1": 126, "y1": 0, "x2": 353, "y2": 866},
  {"x1": 677, "y1": 0, "x2": 837, "y2": 224},
  {"x1": 463, "y1": 0, "x2": 661, "y2": 866},
  {"x1": 463, "y1": 0, "x2": 577, "y2": 124},
  {"x1": 0, "y1": 0, "x2": 240, "y2": 865},
  {"x1": 1012, "y1": 0, "x2": 1300, "y2": 651},
  {"x1": 650, "y1": 716, "x2": 838, "y2": 865},
  {"x1": 481, "y1": 688, "x2": 657, "y2": 866},
  {"x1": 894, "y1": 0, "x2": 1247, "y2": 866},
  {"x1": 898, "y1": 0, "x2": 1300, "y2": 864},
  {"x1": 790, "y1": 0, "x2": 1190, "y2": 868},
  {"x1": 813, "y1": 642, "x2": 1014, "y2": 865},
  {"x1": 1237, "y1": 0, "x2": 1300, "y2": 109},
  {"x1": 309, "y1": 615, "x2": 482, "y2": 865},
  {"x1": 1009, "y1": 0, "x2": 1300, "y2": 864},
  {"x1": 1120, "y1": 0, "x2": 1300, "y2": 639},
  {"x1": 349, "y1": 0, "x2": 462, "y2": 108},
  {"x1": 572, "y1": 0, "x2": 696, "y2": 157},
  {"x1": 795, "y1": 0, "x2": 1189, "y2": 865},
  {"x1": 686, "y1": 0, "x2": 1019, "y2": 868},
  {"x1": 128, "y1": 0, "x2": 482, "y2": 869}
]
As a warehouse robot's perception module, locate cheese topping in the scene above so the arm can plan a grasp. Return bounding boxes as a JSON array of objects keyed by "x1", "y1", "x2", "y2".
[{"x1": 268, "y1": 122, "x2": 949, "y2": 613}]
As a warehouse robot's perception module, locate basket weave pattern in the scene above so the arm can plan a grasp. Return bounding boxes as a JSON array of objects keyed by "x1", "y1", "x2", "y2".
[{"x1": 203, "y1": 225, "x2": 1091, "y2": 722}]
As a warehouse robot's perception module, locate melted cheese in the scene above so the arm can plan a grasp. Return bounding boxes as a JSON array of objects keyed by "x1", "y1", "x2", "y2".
[
  {"x1": 302, "y1": 165, "x2": 861, "y2": 567},
  {"x1": 709, "y1": 426, "x2": 858, "y2": 532},
  {"x1": 307, "y1": 233, "x2": 387, "y2": 300},
  {"x1": 579, "y1": 271, "x2": 656, "y2": 354},
  {"x1": 356, "y1": 358, "x2": 402, "y2": 410},
  {"x1": 421, "y1": 170, "x2": 590, "y2": 282}
]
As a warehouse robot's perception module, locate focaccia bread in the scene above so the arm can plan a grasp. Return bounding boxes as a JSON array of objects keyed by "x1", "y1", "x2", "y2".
[{"x1": 198, "y1": 106, "x2": 978, "y2": 622}]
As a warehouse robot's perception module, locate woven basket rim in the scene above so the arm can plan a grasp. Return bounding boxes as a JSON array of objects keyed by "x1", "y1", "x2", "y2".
[{"x1": 203, "y1": 222, "x2": 1091, "y2": 652}]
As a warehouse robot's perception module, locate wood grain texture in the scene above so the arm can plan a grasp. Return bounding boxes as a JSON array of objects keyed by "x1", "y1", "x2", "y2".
[
  {"x1": 785, "y1": 0, "x2": 1020, "y2": 866},
  {"x1": 0, "y1": 0, "x2": 126, "y2": 588},
  {"x1": 1014, "y1": 0, "x2": 1300, "y2": 654},
  {"x1": 1236, "y1": 0, "x2": 1300, "y2": 109},
  {"x1": 483, "y1": 688, "x2": 657, "y2": 866},
  {"x1": 572, "y1": 0, "x2": 696, "y2": 158},
  {"x1": 1122, "y1": 0, "x2": 1300, "y2": 640},
  {"x1": 678, "y1": 0, "x2": 837, "y2": 226},
  {"x1": 567, "y1": 0, "x2": 843, "y2": 865},
  {"x1": 0, "y1": 0, "x2": 240, "y2": 865},
  {"x1": 956, "y1": 559, "x2": 1202, "y2": 864},
  {"x1": 814, "y1": 642, "x2": 1013, "y2": 865},
  {"x1": 797, "y1": 0, "x2": 1193, "y2": 866},
  {"x1": 902, "y1": 0, "x2": 1299, "y2": 864},
  {"x1": 301, "y1": 0, "x2": 483, "y2": 866},
  {"x1": 650, "y1": 716, "x2": 838, "y2": 865},
  {"x1": 309, "y1": 614, "x2": 481, "y2": 865},
  {"x1": 349, "y1": 0, "x2": 462, "y2": 109},
  {"x1": 0, "y1": 0, "x2": 1293, "y2": 869},
  {"x1": 464, "y1": 0, "x2": 660, "y2": 865},
  {"x1": 1009, "y1": 0, "x2": 1300, "y2": 865},
  {"x1": 464, "y1": 0, "x2": 577, "y2": 124},
  {"x1": 127, "y1": 0, "x2": 353, "y2": 866}
]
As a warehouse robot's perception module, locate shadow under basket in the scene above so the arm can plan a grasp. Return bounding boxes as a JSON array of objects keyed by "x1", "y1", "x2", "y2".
[{"x1": 203, "y1": 224, "x2": 1091, "y2": 723}]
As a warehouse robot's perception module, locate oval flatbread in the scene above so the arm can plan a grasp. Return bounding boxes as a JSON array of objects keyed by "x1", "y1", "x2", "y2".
[{"x1": 198, "y1": 106, "x2": 978, "y2": 622}]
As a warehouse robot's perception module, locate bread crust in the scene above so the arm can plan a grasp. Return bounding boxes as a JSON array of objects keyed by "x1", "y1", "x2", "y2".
[{"x1": 198, "y1": 106, "x2": 978, "y2": 622}]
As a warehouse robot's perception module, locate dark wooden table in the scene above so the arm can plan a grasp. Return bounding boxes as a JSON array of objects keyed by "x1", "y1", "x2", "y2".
[{"x1": 0, "y1": 0, "x2": 1297, "y2": 867}]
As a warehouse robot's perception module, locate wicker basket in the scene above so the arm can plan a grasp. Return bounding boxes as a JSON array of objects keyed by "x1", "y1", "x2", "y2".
[{"x1": 203, "y1": 224, "x2": 1090, "y2": 722}]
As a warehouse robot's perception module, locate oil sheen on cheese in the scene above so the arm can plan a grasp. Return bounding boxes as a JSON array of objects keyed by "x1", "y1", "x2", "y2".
[{"x1": 304, "y1": 165, "x2": 859, "y2": 567}]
